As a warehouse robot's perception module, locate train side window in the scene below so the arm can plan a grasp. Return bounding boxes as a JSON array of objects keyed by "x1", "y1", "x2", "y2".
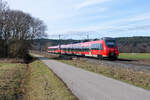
[
  {"x1": 76, "y1": 48, "x2": 78, "y2": 51},
  {"x1": 91, "y1": 44, "x2": 95, "y2": 50},
  {"x1": 86, "y1": 48, "x2": 89, "y2": 51},
  {"x1": 91, "y1": 44, "x2": 100, "y2": 50},
  {"x1": 79, "y1": 48, "x2": 81, "y2": 51},
  {"x1": 100, "y1": 44, "x2": 103, "y2": 50},
  {"x1": 79, "y1": 48, "x2": 81, "y2": 52},
  {"x1": 96, "y1": 44, "x2": 99, "y2": 50}
]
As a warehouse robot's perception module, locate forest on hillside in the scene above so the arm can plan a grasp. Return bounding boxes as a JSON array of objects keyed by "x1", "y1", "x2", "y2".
[
  {"x1": 117, "y1": 37, "x2": 150, "y2": 53},
  {"x1": 32, "y1": 36, "x2": 150, "y2": 53}
]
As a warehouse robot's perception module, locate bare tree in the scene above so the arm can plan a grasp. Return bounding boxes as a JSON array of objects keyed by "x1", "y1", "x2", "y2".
[
  {"x1": 0, "y1": 3, "x2": 47, "y2": 58},
  {"x1": 0, "y1": 0, "x2": 9, "y2": 57},
  {"x1": 0, "y1": 0, "x2": 8, "y2": 12}
]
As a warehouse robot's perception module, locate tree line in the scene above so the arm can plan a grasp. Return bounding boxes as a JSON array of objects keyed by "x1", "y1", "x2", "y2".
[
  {"x1": 0, "y1": 0, "x2": 47, "y2": 58},
  {"x1": 33, "y1": 36, "x2": 150, "y2": 53},
  {"x1": 117, "y1": 37, "x2": 150, "y2": 53}
]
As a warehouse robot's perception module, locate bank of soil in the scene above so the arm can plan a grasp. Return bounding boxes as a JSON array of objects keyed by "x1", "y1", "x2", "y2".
[{"x1": 0, "y1": 57, "x2": 78, "y2": 100}]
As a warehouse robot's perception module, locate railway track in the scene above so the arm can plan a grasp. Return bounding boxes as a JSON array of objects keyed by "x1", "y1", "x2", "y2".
[
  {"x1": 34, "y1": 51, "x2": 150, "y2": 72},
  {"x1": 80, "y1": 57, "x2": 150, "y2": 72},
  {"x1": 53, "y1": 53, "x2": 150, "y2": 72}
]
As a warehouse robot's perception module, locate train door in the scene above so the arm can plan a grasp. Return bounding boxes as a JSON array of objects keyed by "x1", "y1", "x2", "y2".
[
  {"x1": 91, "y1": 44, "x2": 99, "y2": 56},
  {"x1": 99, "y1": 43, "x2": 103, "y2": 55}
]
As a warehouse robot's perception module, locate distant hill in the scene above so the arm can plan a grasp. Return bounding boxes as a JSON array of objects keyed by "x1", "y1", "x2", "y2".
[
  {"x1": 32, "y1": 36, "x2": 150, "y2": 53},
  {"x1": 117, "y1": 36, "x2": 150, "y2": 53}
]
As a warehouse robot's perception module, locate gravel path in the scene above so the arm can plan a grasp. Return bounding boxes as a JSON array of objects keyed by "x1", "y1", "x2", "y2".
[{"x1": 37, "y1": 56, "x2": 150, "y2": 100}]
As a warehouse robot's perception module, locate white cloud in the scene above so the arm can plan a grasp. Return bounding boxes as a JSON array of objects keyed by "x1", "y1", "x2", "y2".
[
  {"x1": 6, "y1": 0, "x2": 150, "y2": 38},
  {"x1": 76, "y1": 0, "x2": 111, "y2": 10},
  {"x1": 58, "y1": 12, "x2": 150, "y2": 35}
]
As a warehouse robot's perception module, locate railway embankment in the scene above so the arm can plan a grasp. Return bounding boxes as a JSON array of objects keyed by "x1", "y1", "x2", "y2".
[
  {"x1": 34, "y1": 51, "x2": 150, "y2": 90},
  {"x1": 37, "y1": 55, "x2": 150, "y2": 100},
  {"x1": 82, "y1": 57, "x2": 150, "y2": 72},
  {"x1": 60, "y1": 58, "x2": 150, "y2": 90}
]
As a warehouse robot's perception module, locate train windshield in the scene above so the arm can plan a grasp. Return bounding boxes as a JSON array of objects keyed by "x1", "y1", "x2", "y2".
[{"x1": 105, "y1": 40, "x2": 116, "y2": 48}]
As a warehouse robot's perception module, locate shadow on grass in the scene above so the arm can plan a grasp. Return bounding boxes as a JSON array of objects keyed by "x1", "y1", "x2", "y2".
[
  {"x1": 24, "y1": 54, "x2": 39, "y2": 64},
  {"x1": 117, "y1": 58, "x2": 137, "y2": 62}
]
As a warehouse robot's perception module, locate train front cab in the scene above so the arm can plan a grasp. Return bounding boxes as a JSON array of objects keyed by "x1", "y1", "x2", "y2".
[{"x1": 101, "y1": 37, "x2": 119, "y2": 60}]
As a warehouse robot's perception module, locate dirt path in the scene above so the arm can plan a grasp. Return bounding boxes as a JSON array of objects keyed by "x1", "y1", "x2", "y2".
[{"x1": 37, "y1": 55, "x2": 150, "y2": 100}]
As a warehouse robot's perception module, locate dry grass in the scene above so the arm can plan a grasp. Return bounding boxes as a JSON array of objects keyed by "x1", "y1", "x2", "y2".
[
  {"x1": 30, "y1": 51, "x2": 59, "y2": 59},
  {"x1": 60, "y1": 59, "x2": 150, "y2": 90},
  {"x1": 0, "y1": 58, "x2": 24, "y2": 63},
  {"x1": 0, "y1": 56, "x2": 78, "y2": 100},
  {"x1": 23, "y1": 60, "x2": 78, "y2": 100},
  {"x1": 0, "y1": 63, "x2": 27, "y2": 100},
  {"x1": 33, "y1": 51, "x2": 150, "y2": 90}
]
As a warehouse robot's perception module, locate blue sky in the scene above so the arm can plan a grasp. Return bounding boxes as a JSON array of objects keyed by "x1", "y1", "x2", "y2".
[{"x1": 6, "y1": 0, "x2": 150, "y2": 39}]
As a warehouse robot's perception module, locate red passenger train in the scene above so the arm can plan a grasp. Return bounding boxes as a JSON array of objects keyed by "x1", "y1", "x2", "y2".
[{"x1": 48, "y1": 37, "x2": 119, "y2": 60}]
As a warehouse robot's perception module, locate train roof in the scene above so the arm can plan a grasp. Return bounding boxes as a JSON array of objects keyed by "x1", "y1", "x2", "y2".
[
  {"x1": 101, "y1": 37, "x2": 116, "y2": 40},
  {"x1": 48, "y1": 45, "x2": 59, "y2": 49},
  {"x1": 48, "y1": 37, "x2": 116, "y2": 48}
]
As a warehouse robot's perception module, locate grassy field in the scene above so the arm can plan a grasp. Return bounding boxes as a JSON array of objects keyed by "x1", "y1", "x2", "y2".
[
  {"x1": 119, "y1": 53, "x2": 150, "y2": 60},
  {"x1": 24, "y1": 60, "x2": 77, "y2": 100},
  {"x1": 0, "y1": 63, "x2": 27, "y2": 100},
  {"x1": 0, "y1": 59, "x2": 78, "y2": 100}
]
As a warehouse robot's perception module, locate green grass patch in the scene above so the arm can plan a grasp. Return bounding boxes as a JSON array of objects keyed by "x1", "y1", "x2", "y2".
[
  {"x1": 24, "y1": 60, "x2": 78, "y2": 100},
  {"x1": 60, "y1": 59, "x2": 150, "y2": 90},
  {"x1": 0, "y1": 63, "x2": 18, "y2": 68},
  {"x1": 119, "y1": 53, "x2": 150, "y2": 60}
]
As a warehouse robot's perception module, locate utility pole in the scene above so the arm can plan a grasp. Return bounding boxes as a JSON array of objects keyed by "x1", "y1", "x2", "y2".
[
  {"x1": 87, "y1": 34, "x2": 89, "y2": 41},
  {"x1": 59, "y1": 34, "x2": 61, "y2": 56},
  {"x1": 86, "y1": 31, "x2": 90, "y2": 41}
]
